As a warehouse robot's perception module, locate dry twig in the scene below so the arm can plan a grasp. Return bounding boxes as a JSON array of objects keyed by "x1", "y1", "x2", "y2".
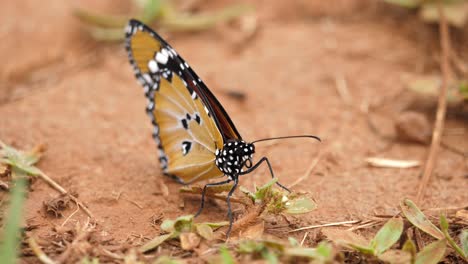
[
  {"x1": 38, "y1": 171, "x2": 94, "y2": 219},
  {"x1": 288, "y1": 151, "x2": 323, "y2": 188},
  {"x1": 287, "y1": 220, "x2": 360, "y2": 233},
  {"x1": 416, "y1": 2, "x2": 451, "y2": 203}
]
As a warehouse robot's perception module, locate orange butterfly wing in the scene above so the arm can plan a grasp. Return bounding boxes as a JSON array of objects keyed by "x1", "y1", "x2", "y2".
[{"x1": 125, "y1": 20, "x2": 231, "y2": 183}]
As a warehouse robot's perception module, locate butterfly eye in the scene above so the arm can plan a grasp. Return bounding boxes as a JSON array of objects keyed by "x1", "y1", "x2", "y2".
[{"x1": 244, "y1": 158, "x2": 252, "y2": 168}]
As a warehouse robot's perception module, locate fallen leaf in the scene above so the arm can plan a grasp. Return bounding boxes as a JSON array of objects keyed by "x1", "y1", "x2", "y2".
[
  {"x1": 366, "y1": 158, "x2": 420, "y2": 169},
  {"x1": 415, "y1": 239, "x2": 446, "y2": 264},
  {"x1": 378, "y1": 249, "x2": 412, "y2": 264},
  {"x1": 242, "y1": 221, "x2": 264, "y2": 240},
  {"x1": 322, "y1": 228, "x2": 373, "y2": 255},
  {"x1": 180, "y1": 232, "x2": 201, "y2": 250}
]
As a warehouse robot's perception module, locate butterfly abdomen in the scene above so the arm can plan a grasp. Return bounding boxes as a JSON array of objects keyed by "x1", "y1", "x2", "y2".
[{"x1": 215, "y1": 141, "x2": 255, "y2": 178}]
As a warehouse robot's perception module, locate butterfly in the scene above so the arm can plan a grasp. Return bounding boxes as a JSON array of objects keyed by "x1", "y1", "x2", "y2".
[{"x1": 124, "y1": 19, "x2": 320, "y2": 237}]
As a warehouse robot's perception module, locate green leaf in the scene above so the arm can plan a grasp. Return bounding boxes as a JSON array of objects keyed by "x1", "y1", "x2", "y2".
[
  {"x1": 139, "y1": 233, "x2": 174, "y2": 253},
  {"x1": 195, "y1": 223, "x2": 214, "y2": 241},
  {"x1": 203, "y1": 221, "x2": 230, "y2": 229},
  {"x1": 81, "y1": 257, "x2": 100, "y2": 264},
  {"x1": 239, "y1": 186, "x2": 256, "y2": 200},
  {"x1": 0, "y1": 142, "x2": 42, "y2": 177},
  {"x1": 160, "y1": 219, "x2": 175, "y2": 233},
  {"x1": 0, "y1": 177, "x2": 27, "y2": 264},
  {"x1": 370, "y1": 217, "x2": 404, "y2": 255},
  {"x1": 400, "y1": 199, "x2": 444, "y2": 239},
  {"x1": 420, "y1": 1, "x2": 468, "y2": 28},
  {"x1": 461, "y1": 230, "x2": 468, "y2": 259},
  {"x1": 415, "y1": 239, "x2": 446, "y2": 264},
  {"x1": 173, "y1": 215, "x2": 193, "y2": 232},
  {"x1": 238, "y1": 240, "x2": 264, "y2": 254},
  {"x1": 261, "y1": 249, "x2": 278, "y2": 264},
  {"x1": 315, "y1": 242, "x2": 334, "y2": 259},
  {"x1": 219, "y1": 246, "x2": 236, "y2": 264},
  {"x1": 402, "y1": 238, "x2": 417, "y2": 260},
  {"x1": 140, "y1": 0, "x2": 163, "y2": 23},
  {"x1": 383, "y1": 0, "x2": 422, "y2": 8},
  {"x1": 284, "y1": 196, "x2": 317, "y2": 214},
  {"x1": 459, "y1": 81, "x2": 468, "y2": 100},
  {"x1": 440, "y1": 215, "x2": 466, "y2": 259},
  {"x1": 284, "y1": 247, "x2": 317, "y2": 258},
  {"x1": 161, "y1": 215, "x2": 193, "y2": 233},
  {"x1": 254, "y1": 178, "x2": 277, "y2": 200},
  {"x1": 161, "y1": 4, "x2": 253, "y2": 32},
  {"x1": 460, "y1": 229, "x2": 468, "y2": 256},
  {"x1": 288, "y1": 237, "x2": 300, "y2": 247}
]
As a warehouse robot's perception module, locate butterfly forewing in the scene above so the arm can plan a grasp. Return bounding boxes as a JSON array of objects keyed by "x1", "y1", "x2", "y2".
[{"x1": 125, "y1": 19, "x2": 228, "y2": 183}]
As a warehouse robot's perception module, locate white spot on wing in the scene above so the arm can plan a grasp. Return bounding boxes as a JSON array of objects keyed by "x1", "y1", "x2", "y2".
[
  {"x1": 156, "y1": 50, "x2": 169, "y2": 64},
  {"x1": 148, "y1": 60, "x2": 158, "y2": 73},
  {"x1": 142, "y1": 73, "x2": 153, "y2": 84}
]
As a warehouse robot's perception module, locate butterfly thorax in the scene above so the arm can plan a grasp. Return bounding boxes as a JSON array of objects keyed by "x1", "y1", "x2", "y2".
[{"x1": 215, "y1": 140, "x2": 255, "y2": 179}]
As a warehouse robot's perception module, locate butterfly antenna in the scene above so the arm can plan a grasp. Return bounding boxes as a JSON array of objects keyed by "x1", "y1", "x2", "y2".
[{"x1": 251, "y1": 135, "x2": 321, "y2": 144}]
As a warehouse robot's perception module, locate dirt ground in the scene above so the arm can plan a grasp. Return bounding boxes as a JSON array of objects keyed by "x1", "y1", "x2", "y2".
[{"x1": 0, "y1": 0, "x2": 467, "y2": 263}]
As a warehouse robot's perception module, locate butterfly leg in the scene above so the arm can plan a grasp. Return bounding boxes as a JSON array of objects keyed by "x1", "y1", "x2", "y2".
[
  {"x1": 226, "y1": 178, "x2": 239, "y2": 238},
  {"x1": 240, "y1": 157, "x2": 291, "y2": 193},
  {"x1": 194, "y1": 179, "x2": 232, "y2": 218}
]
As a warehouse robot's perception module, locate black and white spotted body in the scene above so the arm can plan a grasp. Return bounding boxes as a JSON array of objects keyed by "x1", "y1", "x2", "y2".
[{"x1": 215, "y1": 140, "x2": 255, "y2": 180}]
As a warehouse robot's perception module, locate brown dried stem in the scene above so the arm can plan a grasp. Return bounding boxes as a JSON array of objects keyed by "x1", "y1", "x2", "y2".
[
  {"x1": 416, "y1": 1, "x2": 451, "y2": 204},
  {"x1": 38, "y1": 171, "x2": 94, "y2": 219}
]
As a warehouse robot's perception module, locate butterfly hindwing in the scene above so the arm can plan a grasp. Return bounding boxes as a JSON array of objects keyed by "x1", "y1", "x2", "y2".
[{"x1": 125, "y1": 19, "x2": 227, "y2": 183}]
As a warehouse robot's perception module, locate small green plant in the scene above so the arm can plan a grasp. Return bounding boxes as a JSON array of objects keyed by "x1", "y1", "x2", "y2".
[
  {"x1": 74, "y1": 0, "x2": 253, "y2": 41},
  {"x1": 384, "y1": 0, "x2": 468, "y2": 27},
  {"x1": 401, "y1": 198, "x2": 467, "y2": 260},
  {"x1": 0, "y1": 177, "x2": 27, "y2": 264},
  {"x1": 217, "y1": 246, "x2": 236, "y2": 264},
  {"x1": 240, "y1": 178, "x2": 317, "y2": 215},
  {"x1": 324, "y1": 217, "x2": 404, "y2": 261},
  {"x1": 0, "y1": 141, "x2": 45, "y2": 264}
]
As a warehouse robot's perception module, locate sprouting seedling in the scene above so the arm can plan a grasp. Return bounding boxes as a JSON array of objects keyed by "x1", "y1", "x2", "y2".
[
  {"x1": 401, "y1": 198, "x2": 467, "y2": 261},
  {"x1": 139, "y1": 215, "x2": 229, "y2": 253},
  {"x1": 383, "y1": 0, "x2": 468, "y2": 27},
  {"x1": 0, "y1": 140, "x2": 93, "y2": 218},
  {"x1": 240, "y1": 178, "x2": 317, "y2": 215},
  {"x1": 73, "y1": 0, "x2": 253, "y2": 41},
  {"x1": 379, "y1": 237, "x2": 447, "y2": 264},
  {"x1": 324, "y1": 217, "x2": 404, "y2": 259},
  {"x1": 440, "y1": 214, "x2": 467, "y2": 260},
  {"x1": 0, "y1": 140, "x2": 44, "y2": 178}
]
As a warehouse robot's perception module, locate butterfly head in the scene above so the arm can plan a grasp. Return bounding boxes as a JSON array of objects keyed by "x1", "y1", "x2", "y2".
[{"x1": 215, "y1": 140, "x2": 255, "y2": 177}]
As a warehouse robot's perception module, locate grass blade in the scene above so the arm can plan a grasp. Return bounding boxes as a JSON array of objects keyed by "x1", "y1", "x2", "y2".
[
  {"x1": 0, "y1": 176, "x2": 27, "y2": 264},
  {"x1": 440, "y1": 215, "x2": 467, "y2": 259}
]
